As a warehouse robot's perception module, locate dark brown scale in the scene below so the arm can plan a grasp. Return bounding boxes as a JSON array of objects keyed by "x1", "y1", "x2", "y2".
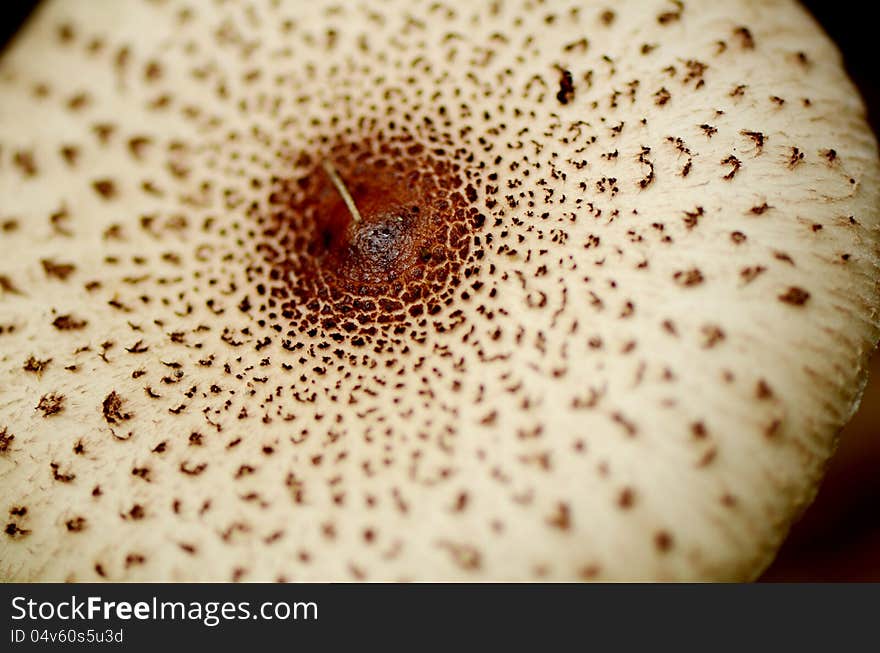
[
  {"x1": 556, "y1": 68, "x2": 575, "y2": 105},
  {"x1": 254, "y1": 134, "x2": 479, "y2": 340}
]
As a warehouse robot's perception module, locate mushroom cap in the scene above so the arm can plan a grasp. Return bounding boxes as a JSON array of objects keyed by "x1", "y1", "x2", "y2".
[{"x1": 0, "y1": 0, "x2": 878, "y2": 582}]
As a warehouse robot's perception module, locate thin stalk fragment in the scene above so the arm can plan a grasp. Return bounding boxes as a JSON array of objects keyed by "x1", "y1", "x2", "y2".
[{"x1": 322, "y1": 159, "x2": 362, "y2": 224}]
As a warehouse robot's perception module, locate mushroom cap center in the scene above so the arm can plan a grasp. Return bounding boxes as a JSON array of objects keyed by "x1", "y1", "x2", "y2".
[
  {"x1": 307, "y1": 160, "x2": 422, "y2": 284},
  {"x1": 255, "y1": 135, "x2": 482, "y2": 333}
]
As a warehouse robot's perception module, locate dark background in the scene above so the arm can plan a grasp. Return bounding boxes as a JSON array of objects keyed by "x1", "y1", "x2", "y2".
[{"x1": 1, "y1": 2, "x2": 878, "y2": 581}]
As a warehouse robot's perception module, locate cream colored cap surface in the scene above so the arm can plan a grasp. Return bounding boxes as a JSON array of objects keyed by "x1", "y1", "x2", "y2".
[{"x1": 0, "y1": 0, "x2": 878, "y2": 581}]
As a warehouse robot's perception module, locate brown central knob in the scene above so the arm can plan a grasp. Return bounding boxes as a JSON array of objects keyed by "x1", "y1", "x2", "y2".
[
  {"x1": 308, "y1": 157, "x2": 422, "y2": 285},
  {"x1": 255, "y1": 134, "x2": 484, "y2": 342}
]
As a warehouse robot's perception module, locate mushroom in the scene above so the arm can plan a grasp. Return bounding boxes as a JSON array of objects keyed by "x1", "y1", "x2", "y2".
[{"x1": 0, "y1": 0, "x2": 877, "y2": 582}]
